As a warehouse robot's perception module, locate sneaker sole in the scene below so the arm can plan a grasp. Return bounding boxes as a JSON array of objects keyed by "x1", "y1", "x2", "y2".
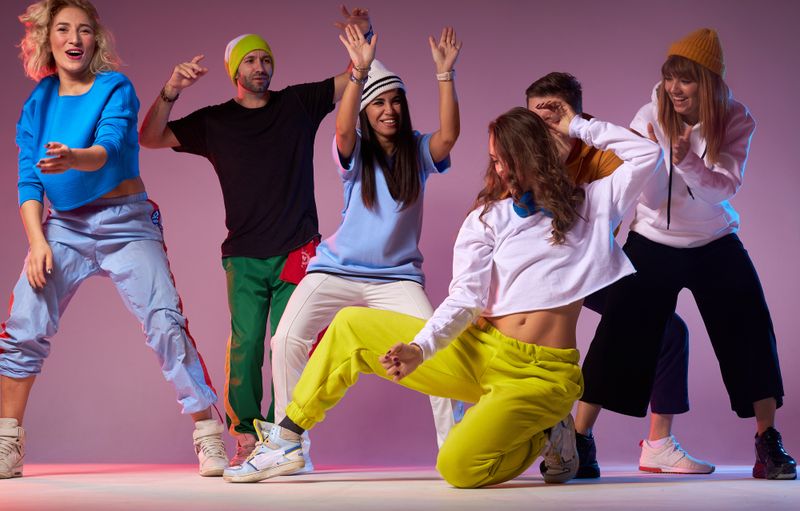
[
  {"x1": 223, "y1": 459, "x2": 305, "y2": 483},
  {"x1": 639, "y1": 465, "x2": 715, "y2": 475},
  {"x1": 575, "y1": 464, "x2": 600, "y2": 479},
  {"x1": 0, "y1": 466, "x2": 23, "y2": 479},
  {"x1": 199, "y1": 466, "x2": 226, "y2": 477},
  {"x1": 753, "y1": 462, "x2": 797, "y2": 480}
]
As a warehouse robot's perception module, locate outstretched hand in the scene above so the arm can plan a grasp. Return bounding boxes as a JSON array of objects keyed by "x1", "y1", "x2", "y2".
[
  {"x1": 166, "y1": 55, "x2": 208, "y2": 93},
  {"x1": 36, "y1": 142, "x2": 76, "y2": 174},
  {"x1": 339, "y1": 23, "x2": 376, "y2": 71},
  {"x1": 534, "y1": 99, "x2": 576, "y2": 138},
  {"x1": 379, "y1": 342, "x2": 423, "y2": 382},
  {"x1": 334, "y1": 5, "x2": 371, "y2": 36},
  {"x1": 429, "y1": 27, "x2": 462, "y2": 73}
]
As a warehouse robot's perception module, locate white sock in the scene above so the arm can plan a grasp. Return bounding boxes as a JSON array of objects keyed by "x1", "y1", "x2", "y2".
[{"x1": 645, "y1": 436, "x2": 670, "y2": 448}]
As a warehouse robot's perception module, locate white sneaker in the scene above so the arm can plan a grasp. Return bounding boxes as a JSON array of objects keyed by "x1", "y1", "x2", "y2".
[
  {"x1": 193, "y1": 419, "x2": 228, "y2": 477},
  {"x1": 287, "y1": 431, "x2": 314, "y2": 475},
  {"x1": 0, "y1": 418, "x2": 24, "y2": 479},
  {"x1": 639, "y1": 435, "x2": 715, "y2": 474},
  {"x1": 540, "y1": 413, "x2": 578, "y2": 484},
  {"x1": 223, "y1": 420, "x2": 304, "y2": 483}
]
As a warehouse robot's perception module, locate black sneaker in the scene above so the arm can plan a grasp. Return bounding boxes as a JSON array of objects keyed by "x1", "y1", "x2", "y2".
[
  {"x1": 575, "y1": 432, "x2": 601, "y2": 479},
  {"x1": 753, "y1": 427, "x2": 796, "y2": 480}
]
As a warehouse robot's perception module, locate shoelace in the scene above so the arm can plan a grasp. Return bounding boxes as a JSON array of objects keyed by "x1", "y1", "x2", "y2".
[
  {"x1": 244, "y1": 440, "x2": 267, "y2": 463},
  {"x1": 764, "y1": 432, "x2": 790, "y2": 458},
  {"x1": 197, "y1": 435, "x2": 226, "y2": 458},
  {"x1": 0, "y1": 437, "x2": 20, "y2": 458}
]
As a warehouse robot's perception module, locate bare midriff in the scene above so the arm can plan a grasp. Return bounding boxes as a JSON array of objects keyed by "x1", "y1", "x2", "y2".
[
  {"x1": 485, "y1": 298, "x2": 584, "y2": 350},
  {"x1": 101, "y1": 176, "x2": 146, "y2": 198}
]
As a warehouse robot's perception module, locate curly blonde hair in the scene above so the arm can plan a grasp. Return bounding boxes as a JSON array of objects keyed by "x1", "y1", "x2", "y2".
[
  {"x1": 475, "y1": 107, "x2": 585, "y2": 245},
  {"x1": 18, "y1": 0, "x2": 119, "y2": 81}
]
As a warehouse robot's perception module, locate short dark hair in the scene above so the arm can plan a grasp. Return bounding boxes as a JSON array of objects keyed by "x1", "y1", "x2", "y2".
[{"x1": 525, "y1": 72, "x2": 583, "y2": 114}]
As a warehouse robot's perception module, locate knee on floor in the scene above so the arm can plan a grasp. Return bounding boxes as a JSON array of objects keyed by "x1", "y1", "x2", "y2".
[{"x1": 436, "y1": 446, "x2": 484, "y2": 489}]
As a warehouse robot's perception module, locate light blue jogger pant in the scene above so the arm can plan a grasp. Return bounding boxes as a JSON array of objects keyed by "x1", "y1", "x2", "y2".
[{"x1": 0, "y1": 194, "x2": 217, "y2": 414}]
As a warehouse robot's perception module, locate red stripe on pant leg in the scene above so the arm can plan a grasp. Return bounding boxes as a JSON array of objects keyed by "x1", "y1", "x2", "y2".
[
  {"x1": 148, "y1": 199, "x2": 218, "y2": 396},
  {"x1": 0, "y1": 292, "x2": 15, "y2": 353}
]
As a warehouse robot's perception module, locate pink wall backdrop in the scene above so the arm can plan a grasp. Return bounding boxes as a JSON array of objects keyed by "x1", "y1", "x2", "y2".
[{"x1": 1, "y1": 0, "x2": 798, "y2": 467}]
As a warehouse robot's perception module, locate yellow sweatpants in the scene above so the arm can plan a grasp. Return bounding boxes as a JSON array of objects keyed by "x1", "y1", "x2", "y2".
[{"x1": 285, "y1": 307, "x2": 583, "y2": 488}]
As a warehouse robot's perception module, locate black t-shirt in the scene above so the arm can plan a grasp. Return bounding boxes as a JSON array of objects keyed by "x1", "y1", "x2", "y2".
[{"x1": 169, "y1": 78, "x2": 335, "y2": 258}]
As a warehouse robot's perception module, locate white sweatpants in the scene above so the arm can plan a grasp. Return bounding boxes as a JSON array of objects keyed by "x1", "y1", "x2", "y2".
[{"x1": 271, "y1": 272, "x2": 462, "y2": 450}]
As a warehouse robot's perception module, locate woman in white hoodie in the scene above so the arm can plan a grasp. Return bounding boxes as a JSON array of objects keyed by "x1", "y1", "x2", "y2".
[{"x1": 576, "y1": 28, "x2": 795, "y2": 481}]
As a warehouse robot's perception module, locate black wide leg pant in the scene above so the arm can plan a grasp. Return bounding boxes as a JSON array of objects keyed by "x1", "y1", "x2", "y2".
[{"x1": 582, "y1": 232, "x2": 784, "y2": 418}]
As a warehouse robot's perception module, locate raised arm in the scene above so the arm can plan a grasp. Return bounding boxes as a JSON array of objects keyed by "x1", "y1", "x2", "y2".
[
  {"x1": 139, "y1": 55, "x2": 208, "y2": 148},
  {"x1": 335, "y1": 24, "x2": 377, "y2": 160},
  {"x1": 428, "y1": 27, "x2": 462, "y2": 163},
  {"x1": 332, "y1": 5, "x2": 372, "y2": 103}
]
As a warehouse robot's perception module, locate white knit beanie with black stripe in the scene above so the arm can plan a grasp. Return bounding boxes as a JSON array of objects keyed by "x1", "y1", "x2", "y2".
[{"x1": 360, "y1": 59, "x2": 405, "y2": 111}]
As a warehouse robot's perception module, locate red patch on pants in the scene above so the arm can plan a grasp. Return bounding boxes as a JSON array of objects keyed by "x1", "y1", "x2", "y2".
[{"x1": 279, "y1": 237, "x2": 320, "y2": 285}]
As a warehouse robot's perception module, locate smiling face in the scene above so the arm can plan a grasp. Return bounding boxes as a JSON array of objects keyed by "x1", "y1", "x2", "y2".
[
  {"x1": 664, "y1": 75, "x2": 700, "y2": 125},
  {"x1": 236, "y1": 49, "x2": 273, "y2": 93},
  {"x1": 48, "y1": 6, "x2": 96, "y2": 81},
  {"x1": 364, "y1": 89, "x2": 404, "y2": 142}
]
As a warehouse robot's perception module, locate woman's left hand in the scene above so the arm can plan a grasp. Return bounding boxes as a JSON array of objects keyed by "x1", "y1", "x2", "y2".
[
  {"x1": 379, "y1": 342, "x2": 423, "y2": 382},
  {"x1": 430, "y1": 27, "x2": 462, "y2": 74},
  {"x1": 36, "y1": 142, "x2": 76, "y2": 174},
  {"x1": 339, "y1": 23, "x2": 376, "y2": 72},
  {"x1": 672, "y1": 125, "x2": 692, "y2": 165}
]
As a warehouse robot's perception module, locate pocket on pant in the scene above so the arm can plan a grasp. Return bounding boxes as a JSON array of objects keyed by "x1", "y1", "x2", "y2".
[{"x1": 279, "y1": 237, "x2": 320, "y2": 285}]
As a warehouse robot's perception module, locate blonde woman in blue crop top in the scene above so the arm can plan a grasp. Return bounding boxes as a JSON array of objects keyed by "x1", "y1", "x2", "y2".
[
  {"x1": 223, "y1": 98, "x2": 663, "y2": 486},
  {"x1": 0, "y1": 0, "x2": 226, "y2": 480}
]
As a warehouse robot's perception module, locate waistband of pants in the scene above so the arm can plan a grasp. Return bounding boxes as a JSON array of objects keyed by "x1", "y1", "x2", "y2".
[
  {"x1": 82, "y1": 192, "x2": 149, "y2": 208},
  {"x1": 473, "y1": 317, "x2": 580, "y2": 364}
]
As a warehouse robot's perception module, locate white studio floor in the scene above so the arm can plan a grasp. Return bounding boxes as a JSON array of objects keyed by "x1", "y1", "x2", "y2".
[{"x1": 2, "y1": 464, "x2": 798, "y2": 511}]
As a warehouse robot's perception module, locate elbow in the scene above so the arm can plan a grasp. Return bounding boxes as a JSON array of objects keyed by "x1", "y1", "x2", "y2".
[{"x1": 138, "y1": 129, "x2": 157, "y2": 149}]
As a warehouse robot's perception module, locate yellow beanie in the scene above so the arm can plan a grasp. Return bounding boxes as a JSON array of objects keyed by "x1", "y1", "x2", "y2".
[
  {"x1": 224, "y1": 34, "x2": 273, "y2": 85},
  {"x1": 667, "y1": 28, "x2": 724, "y2": 76}
]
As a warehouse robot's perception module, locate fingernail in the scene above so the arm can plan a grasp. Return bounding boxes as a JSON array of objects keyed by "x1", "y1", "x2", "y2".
[{"x1": 47, "y1": 269, "x2": 52, "y2": 274}]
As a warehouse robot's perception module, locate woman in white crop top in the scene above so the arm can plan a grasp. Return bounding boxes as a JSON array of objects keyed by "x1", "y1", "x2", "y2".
[{"x1": 222, "y1": 104, "x2": 662, "y2": 488}]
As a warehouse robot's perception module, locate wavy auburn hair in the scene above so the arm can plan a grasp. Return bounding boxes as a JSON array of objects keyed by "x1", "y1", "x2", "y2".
[
  {"x1": 18, "y1": 0, "x2": 119, "y2": 81},
  {"x1": 475, "y1": 107, "x2": 585, "y2": 245},
  {"x1": 658, "y1": 55, "x2": 731, "y2": 164}
]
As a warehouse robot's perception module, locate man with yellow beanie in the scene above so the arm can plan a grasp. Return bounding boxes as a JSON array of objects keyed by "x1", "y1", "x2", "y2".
[{"x1": 139, "y1": 6, "x2": 373, "y2": 471}]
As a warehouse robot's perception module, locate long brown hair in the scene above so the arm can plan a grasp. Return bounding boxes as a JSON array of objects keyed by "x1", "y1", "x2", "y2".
[
  {"x1": 358, "y1": 89, "x2": 420, "y2": 210},
  {"x1": 475, "y1": 107, "x2": 585, "y2": 245},
  {"x1": 658, "y1": 55, "x2": 730, "y2": 164}
]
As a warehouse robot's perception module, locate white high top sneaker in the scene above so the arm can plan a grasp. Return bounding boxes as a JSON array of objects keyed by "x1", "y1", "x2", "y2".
[
  {"x1": 0, "y1": 418, "x2": 24, "y2": 479},
  {"x1": 193, "y1": 419, "x2": 228, "y2": 477},
  {"x1": 223, "y1": 419, "x2": 304, "y2": 483}
]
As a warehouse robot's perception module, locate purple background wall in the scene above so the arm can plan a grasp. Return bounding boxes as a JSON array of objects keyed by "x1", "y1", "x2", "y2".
[{"x1": 1, "y1": 0, "x2": 798, "y2": 467}]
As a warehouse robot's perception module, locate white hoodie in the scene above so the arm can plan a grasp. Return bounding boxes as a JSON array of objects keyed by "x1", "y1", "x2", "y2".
[{"x1": 629, "y1": 83, "x2": 755, "y2": 248}]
